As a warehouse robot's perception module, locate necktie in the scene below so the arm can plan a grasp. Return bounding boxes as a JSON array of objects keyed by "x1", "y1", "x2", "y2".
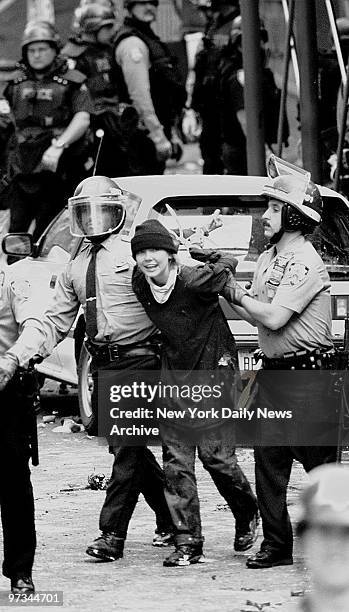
[{"x1": 85, "y1": 243, "x2": 103, "y2": 339}]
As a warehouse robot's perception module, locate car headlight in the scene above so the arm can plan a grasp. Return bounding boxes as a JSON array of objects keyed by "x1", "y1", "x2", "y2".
[{"x1": 333, "y1": 296, "x2": 349, "y2": 319}]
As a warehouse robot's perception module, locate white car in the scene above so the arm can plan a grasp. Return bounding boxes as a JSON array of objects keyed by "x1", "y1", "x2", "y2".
[{"x1": 3, "y1": 174, "x2": 349, "y2": 424}]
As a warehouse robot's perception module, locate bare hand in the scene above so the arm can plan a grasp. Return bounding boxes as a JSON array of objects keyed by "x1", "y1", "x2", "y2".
[
  {"x1": 41, "y1": 145, "x2": 63, "y2": 172},
  {"x1": 0, "y1": 354, "x2": 18, "y2": 390}
]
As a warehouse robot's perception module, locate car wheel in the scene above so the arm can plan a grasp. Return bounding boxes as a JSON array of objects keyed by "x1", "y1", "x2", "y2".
[{"x1": 78, "y1": 343, "x2": 93, "y2": 427}]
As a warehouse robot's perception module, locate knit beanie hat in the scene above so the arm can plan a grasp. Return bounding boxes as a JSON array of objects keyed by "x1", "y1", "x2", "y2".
[{"x1": 131, "y1": 219, "x2": 179, "y2": 259}]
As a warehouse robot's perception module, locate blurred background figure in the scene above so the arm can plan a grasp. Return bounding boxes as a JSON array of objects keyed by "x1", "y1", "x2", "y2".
[
  {"x1": 0, "y1": 20, "x2": 92, "y2": 242},
  {"x1": 64, "y1": 1, "x2": 132, "y2": 178},
  {"x1": 113, "y1": 0, "x2": 187, "y2": 175},
  {"x1": 191, "y1": 0, "x2": 288, "y2": 175},
  {"x1": 296, "y1": 464, "x2": 349, "y2": 612}
]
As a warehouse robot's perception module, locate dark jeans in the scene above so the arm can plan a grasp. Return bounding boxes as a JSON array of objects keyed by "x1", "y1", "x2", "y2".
[
  {"x1": 161, "y1": 426, "x2": 258, "y2": 544},
  {"x1": 254, "y1": 368, "x2": 337, "y2": 555},
  {"x1": 91, "y1": 352, "x2": 172, "y2": 539},
  {"x1": 0, "y1": 382, "x2": 36, "y2": 578}
]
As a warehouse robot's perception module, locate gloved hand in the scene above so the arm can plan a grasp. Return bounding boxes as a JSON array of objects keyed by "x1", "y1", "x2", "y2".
[
  {"x1": 0, "y1": 353, "x2": 18, "y2": 391},
  {"x1": 189, "y1": 247, "x2": 223, "y2": 264},
  {"x1": 222, "y1": 272, "x2": 249, "y2": 306},
  {"x1": 189, "y1": 248, "x2": 238, "y2": 274}
]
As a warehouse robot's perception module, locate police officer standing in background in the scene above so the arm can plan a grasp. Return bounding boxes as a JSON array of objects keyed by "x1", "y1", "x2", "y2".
[
  {"x1": 0, "y1": 267, "x2": 47, "y2": 594},
  {"x1": 0, "y1": 175, "x2": 173, "y2": 563},
  {"x1": 192, "y1": 2, "x2": 288, "y2": 175},
  {"x1": 113, "y1": 0, "x2": 187, "y2": 174},
  {"x1": 63, "y1": 2, "x2": 132, "y2": 178},
  {"x1": 224, "y1": 157, "x2": 337, "y2": 569},
  {"x1": 0, "y1": 21, "x2": 92, "y2": 240}
]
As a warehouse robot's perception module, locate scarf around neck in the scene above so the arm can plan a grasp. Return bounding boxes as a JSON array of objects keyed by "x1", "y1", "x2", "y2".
[{"x1": 146, "y1": 264, "x2": 178, "y2": 304}]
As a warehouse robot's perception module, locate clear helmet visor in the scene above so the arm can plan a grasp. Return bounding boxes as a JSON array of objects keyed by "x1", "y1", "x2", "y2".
[{"x1": 68, "y1": 194, "x2": 126, "y2": 238}]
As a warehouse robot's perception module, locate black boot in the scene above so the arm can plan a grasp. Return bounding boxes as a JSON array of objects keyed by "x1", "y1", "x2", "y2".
[
  {"x1": 163, "y1": 541, "x2": 204, "y2": 567},
  {"x1": 11, "y1": 575, "x2": 35, "y2": 594},
  {"x1": 86, "y1": 532, "x2": 124, "y2": 561},
  {"x1": 234, "y1": 511, "x2": 259, "y2": 552}
]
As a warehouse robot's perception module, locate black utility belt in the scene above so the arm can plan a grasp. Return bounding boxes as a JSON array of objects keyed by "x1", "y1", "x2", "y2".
[
  {"x1": 257, "y1": 348, "x2": 337, "y2": 371},
  {"x1": 85, "y1": 339, "x2": 160, "y2": 365}
]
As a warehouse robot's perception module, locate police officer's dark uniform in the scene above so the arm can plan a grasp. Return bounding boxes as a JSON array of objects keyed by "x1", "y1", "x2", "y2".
[
  {"x1": 113, "y1": 0, "x2": 186, "y2": 175},
  {"x1": 0, "y1": 268, "x2": 47, "y2": 594},
  {"x1": 63, "y1": 3, "x2": 131, "y2": 178},
  {"x1": 223, "y1": 158, "x2": 337, "y2": 569},
  {"x1": 192, "y1": 0, "x2": 241, "y2": 174},
  {"x1": 0, "y1": 21, "x2": 92, "y2": 241},
  {"x1": 192, "y1": 4, "x2": 288, "y2": 175},
  {"x1": 10, "y1": 175, "x2": 173, "y2": 561}
]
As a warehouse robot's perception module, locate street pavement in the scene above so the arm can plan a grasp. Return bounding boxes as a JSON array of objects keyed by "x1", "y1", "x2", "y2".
[{"x1": 0, "y1": 385, "x2": 313, "y2": 612}]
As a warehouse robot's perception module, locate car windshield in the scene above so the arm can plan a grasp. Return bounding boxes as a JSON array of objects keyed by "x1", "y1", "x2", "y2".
[{"x1": 151, "y1": 194, "x2": 349, "y2": 268}]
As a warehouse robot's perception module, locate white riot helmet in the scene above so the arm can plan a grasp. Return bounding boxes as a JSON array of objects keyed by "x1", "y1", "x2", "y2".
[
  {"x1": 68, "y1": 176, "x2": 127, "y2": 239},
  {"x1": 262, "y1": 155, "x2": 323, "y2": 233}
]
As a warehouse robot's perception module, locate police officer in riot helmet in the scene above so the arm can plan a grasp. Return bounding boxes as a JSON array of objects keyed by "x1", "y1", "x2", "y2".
[
  {"x1": 113, "y1": 0, "x2": 187, "y2": 174},
  {"x1": 296, "y1": 464, "x2": 349, "y2": 612},
  {"x1": 0, "y1": 20, "x2": 92, "y2": 242},
  {"x1": 222, "y1": 156, "x2": 337, "y2": 569},
  {"x1": 63, "y1": 3, "x2": 131, "y2": 177},
  {"x1": 0, "y1": 175, "x2": 174, "y2": 562}
]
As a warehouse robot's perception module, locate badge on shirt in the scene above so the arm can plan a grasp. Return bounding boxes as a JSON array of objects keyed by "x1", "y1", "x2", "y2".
[
  {"x1": 285, "y1": 262, "x2": 309, "y2": 286},
  {"x1": 130, "y1": 47, "x2": 143, "y2": 63},
  {"x1": 10, "y1": 279, "x2": 32, "y2": 299}
]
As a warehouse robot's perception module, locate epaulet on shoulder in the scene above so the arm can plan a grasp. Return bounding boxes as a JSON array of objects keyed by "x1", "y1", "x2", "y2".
[
  {"x1": 0, "y1": 61, "x2": 25, "y2": 86},
  {"x1": 62, "y1": 40, "x2": 87, "y2": 58},
  {"x1": 64, "y1": 68, "x2": 87, "y2": 84}
]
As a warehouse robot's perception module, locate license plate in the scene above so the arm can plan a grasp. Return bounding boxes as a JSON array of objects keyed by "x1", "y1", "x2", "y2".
[{"x1": 238, "y1": 350, "x2": 260, "y2": 371}]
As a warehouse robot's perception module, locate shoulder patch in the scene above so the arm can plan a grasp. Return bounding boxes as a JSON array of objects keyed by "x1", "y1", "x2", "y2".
[
  {"x1": 285, "y1": 262, "x2": 309, "y2": 286},
  {"x1": 130, "y1": 47, "x2": 143, "y2": 63},
  {"x1": 10, "y1": 279, "x2": 32, "y2": 299}
]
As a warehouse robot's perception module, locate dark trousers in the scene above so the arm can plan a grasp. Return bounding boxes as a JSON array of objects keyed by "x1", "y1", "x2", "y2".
[
  {"x1": 92, "y1": 352, "x2": 172, "y2": 539},
  {"x1": 99, "y1": 446, "x2": 172, "y2": 538},
  {"x1": 127, "y1": 129, "x2": 166, "y2": 176},
  {"x1": 254, "y1": 368, "x2": 337, "y2": 555},
  {"x1": 161, "y1": 426, "x2": 258, "y2": 544},
  {"x1": 8, "y1": 173, "x2": 65, "y2": 241},
  {"x1": 0, "y1": 382, "x2": 36, "y2": 578},
  {"x1": 254, "y1": 445, "x2": 336, "y2": 556}
]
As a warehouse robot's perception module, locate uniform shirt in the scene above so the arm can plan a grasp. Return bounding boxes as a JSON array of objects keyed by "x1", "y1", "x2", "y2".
[
  {"x1": 251, "y1": 233, "x2": 333, "y2": 358},
  {"x1": 115, "y1": 36, "x2": 164, "y2": 139},
  {"x1": 0, "y1": 267, "x2": 46, "y2": 367},
  {"x1": 35, "y1": 233, "x2": 156, "y2": 357}
]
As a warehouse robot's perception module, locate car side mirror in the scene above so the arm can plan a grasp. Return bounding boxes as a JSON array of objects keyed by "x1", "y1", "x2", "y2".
[{"x1": 2, "y1": 233, "x2": 35, "y2": 257}]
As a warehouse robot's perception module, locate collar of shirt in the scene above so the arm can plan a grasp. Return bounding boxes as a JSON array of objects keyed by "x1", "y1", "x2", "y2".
[
  {"x1": 80, "y1": 233, "x2": 123, "y2": 255},
  {"x1": 274, "y1": 231, "x2": 305, "y2": 256}
]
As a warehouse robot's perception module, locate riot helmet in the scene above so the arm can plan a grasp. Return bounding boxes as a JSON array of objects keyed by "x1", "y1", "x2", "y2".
[
  {"x1": 68, "y1": 176, "x2": 126, "y2": 239},
  {"x1": 22, "y1": 20, "x2": 61, "y2": 54},
  {"x1": 297, "y1": 464, "x2": 349, "y2": 534},
  {"x1": 124, "y1": 0, "x2": 159, "y2": 10},
  {"x1": 74, "y1": 3, "x2": 116, "y2": 34},
  {"x1": 262, "y1": 155, "x2": 323, "y2": 235}
]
